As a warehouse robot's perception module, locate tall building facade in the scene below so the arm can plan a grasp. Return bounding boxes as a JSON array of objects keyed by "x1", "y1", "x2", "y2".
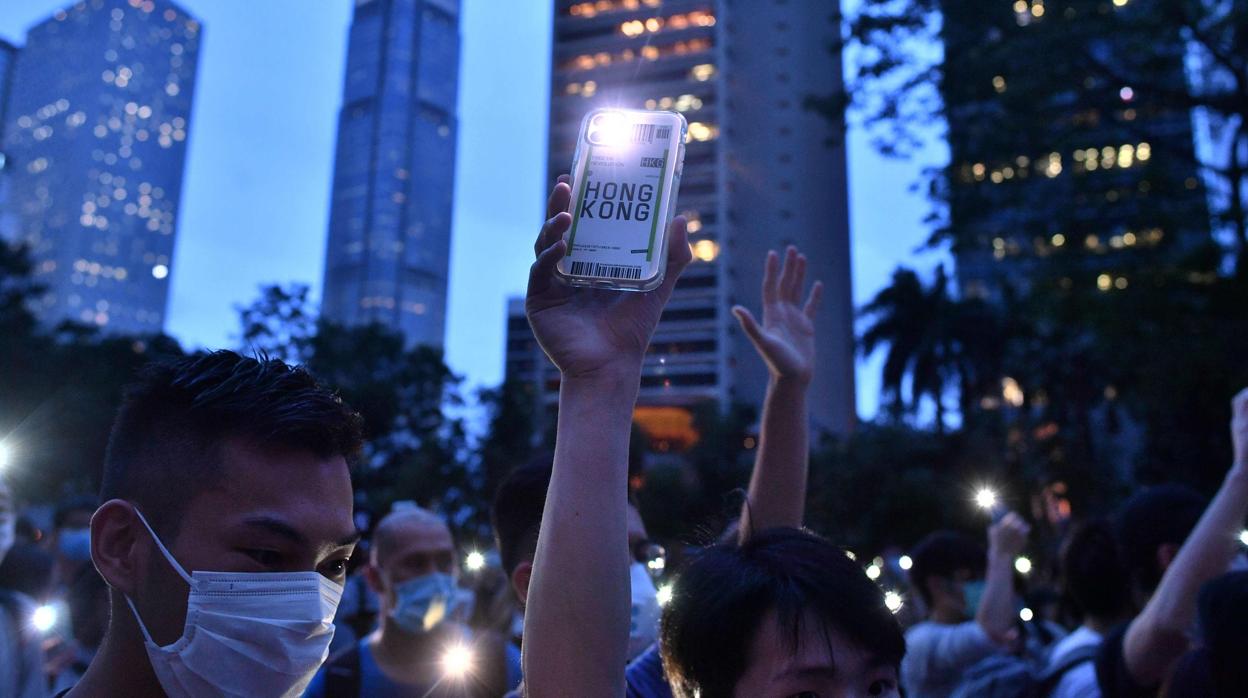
[
  {"x1": 2, "y1": 0, "x2": 200, "y2": 334},
  {"x1": 0, "y1": 38, "x2": 18, "y2": 242},
  {"x1": 517, "y1": 0, "x2": 856, "y2": 445},
  {"x1": 321, "y1": 0, "x2": 460, "y2": 348},
  {"x1": 941, "y1": 1, "x2": 1207, "y2": 299}
]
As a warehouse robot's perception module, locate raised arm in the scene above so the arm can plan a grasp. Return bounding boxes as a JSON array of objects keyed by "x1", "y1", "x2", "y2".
[
  {"x1": 521, "y1": 178, "x2": 691, "y2": 698},
  {"x1": 1123, "y1": 388, "x2": 1248, "y2": 686},
  {"x1": 977, "y1": 512, "x2": 1029, "y2": 644},
  {"x1": 732, "y1": 246, "x2": 823, "y2": 543}
]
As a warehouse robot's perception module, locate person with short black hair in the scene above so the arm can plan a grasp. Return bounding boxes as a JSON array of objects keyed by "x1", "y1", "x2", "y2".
[
  {"x1": 1044, "y1": 518, "x2": 1133, "y2": 698},
  {"x1": 1095, "y1": 389, "x2": 1248, "y2": 698},
  {"x1": 661, "y1": 527, "x2": 905, "y2": 697},
  {"x1": 62, "y1": 350, "x2": 365, "y2": 698},
  {"x1": 901, "y1": 515, "x2": 1031, "y2": 698}
]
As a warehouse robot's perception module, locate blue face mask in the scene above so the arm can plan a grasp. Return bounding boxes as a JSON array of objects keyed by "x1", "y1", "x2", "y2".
[
  {"x1": 962, "y1": 580, "x2": 986, "y2": 618},
  {"x1": 390, "y1": 572, "x2": 457, "y2": 635},
  {"x1": 58, "y1": 528, "x2": 92, "y2": 562}
]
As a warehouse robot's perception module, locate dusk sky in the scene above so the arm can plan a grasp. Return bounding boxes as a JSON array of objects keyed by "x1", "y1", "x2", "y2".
[{"x1": 0, "y1": 0, "x2": 947, "y2": 422}]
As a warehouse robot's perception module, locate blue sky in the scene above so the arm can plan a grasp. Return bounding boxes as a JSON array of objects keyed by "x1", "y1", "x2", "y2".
[{"x1": 0, "y1": 0, "x2": 946, "y2": 422}]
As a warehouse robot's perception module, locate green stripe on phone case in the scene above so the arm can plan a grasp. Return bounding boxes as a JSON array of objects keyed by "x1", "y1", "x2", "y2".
[
  {"x1": 566, "y1": 145, "x2": 594, "y2": 255},
  {"x1": 645, "y1": 147, "x2": 670, "y2": 262}
]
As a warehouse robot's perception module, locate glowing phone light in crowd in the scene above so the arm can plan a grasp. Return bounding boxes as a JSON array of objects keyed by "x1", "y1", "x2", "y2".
[
  {"x1": 898, "y1": 555, "x2": 913, "y2": 571},
  {"x1": 32, "y1": 605, "x2": 58, "y2": 633},
  {"x1": 441, "y1": 644, "x2": 475, "y2": 679},
  {"x1": 1014, "y1": 556, "x2": 1033, "y2": 575},
  {"x1": 656, "y1": 583, "x2": 674, "y2": 607},
  {"x1": 884, "y1": 591, "x2": 903, "y2": 614},
  {"x1": 464, "y1": 550, "x2": 485, "y2": 572},
  {"x1": 975, "y1": 487, "x2": 998, "y2": 511},
  {"x1": 1019, "y1": 607, "x2": 1034, "y2": 622}
]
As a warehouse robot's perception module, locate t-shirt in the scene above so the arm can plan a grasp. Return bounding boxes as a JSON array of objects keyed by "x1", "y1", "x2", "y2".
[
  {"x1": 1094, "y1": 623, "x2": 1158, "y2": 698},
  {"x1": 503, "y1": 643, "x2": 674, "y2": 698},
  {"x1": 901, "y1": 620, "x2": 1000, "y2": 698},
  {"x1": 1047, "y1": 625, "x2": 1102, "y2": 698},
  {"x1": 306, "y1": 629, "x2": 516, "y2": 698}
]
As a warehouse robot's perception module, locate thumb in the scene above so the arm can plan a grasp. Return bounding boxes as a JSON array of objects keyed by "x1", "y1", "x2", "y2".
[{"x1": 732, "y1": 306, "x2": 766, "y2": 351}]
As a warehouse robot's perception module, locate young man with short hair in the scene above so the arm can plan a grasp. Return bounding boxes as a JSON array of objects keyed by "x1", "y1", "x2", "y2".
[
  {"x1": 901, "y1": 514, "x2": 1031, "y2": 698},
  {"x1": 63, "y1": 351, "x2": 364, "y2": 698}
]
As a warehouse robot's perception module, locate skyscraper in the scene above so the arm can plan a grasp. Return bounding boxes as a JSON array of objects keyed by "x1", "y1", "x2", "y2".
[
  {"x1": 321, "y1": 0, "x2": 461, "y2": 348},
  {"x1": 2, "y1": 0, "x2": 200, "y2": 334},
  {"x1": 521, "y1": 0, "x2": 857, "y2": 446},
  {"x1": 0, "y1": 38, "x2": 18, "y2": 242},
  {"x1": 941, "y1": 1, "x2": 1207, "y2": 300}
]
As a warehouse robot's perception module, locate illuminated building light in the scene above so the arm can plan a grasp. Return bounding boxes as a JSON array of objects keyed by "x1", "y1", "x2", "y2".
[
  {"x1": 1114, "y1": 277, "x2": 1128, "y2": 290},
  {"x1": 1097, "y1": 274, "x2": 1113, "y2": 291},
  {"x1": 1002, "y1": 377, "x2": 1025, "y2": 407},
  {"x1": 691, "y1": 239, "x2": 718, "y2": 262},
  {"x1": 1085, "y1": 235, "x2": 1100, "y2": 249},
  {"x1": 1136, "y1": 143, "x2": 1151, "y2": 161},
  {"x1": 152, "y1": 264, "x2": 169, "y2": 279},
  {"x1": 1051, "y1": 233, "x2": 1066, "y2": 247},
  {"x1": 992, "y1": 75, "x2": 1006, "y2": 93},
  {"x1": 1119, "y1": 86, "x2": 1134, "y2": 101},
  {"x1": 690, "y1": 63, "x2": 716, "y2": 81}
]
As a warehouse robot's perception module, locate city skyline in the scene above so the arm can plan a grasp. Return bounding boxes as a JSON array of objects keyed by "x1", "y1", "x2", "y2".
[
  {"x1": 321, "y1": 0, "x2": 461, "y2": 347},
  {"x1": 2, "y1": 0, "x2": 200, "y2": 334},
  {"x1": 0, "y1": 0, "x2": 941, "y2": 423}
]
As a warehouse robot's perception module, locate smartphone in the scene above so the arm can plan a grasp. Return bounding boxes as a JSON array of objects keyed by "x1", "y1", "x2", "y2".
[{"x1": 557, "y1": 108, "x2": 687, "y2": 292}]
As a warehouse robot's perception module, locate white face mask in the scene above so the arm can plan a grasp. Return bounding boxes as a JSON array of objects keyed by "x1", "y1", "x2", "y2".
[
  {"x1": 125, "y1": 507, "x2": 343, "y2": 698},
  {"x1": 628, "y1": 562, "x2": 662, "y2": 660}
]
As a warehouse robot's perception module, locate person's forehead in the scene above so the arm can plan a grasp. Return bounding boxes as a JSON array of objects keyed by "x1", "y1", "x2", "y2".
[
  {"x1": 186, "y1": 440, "x2": 355, "y2": 544},
  {"x1": 748, "y1": 609, "x2": 880, "y2": 682},
  {"x1": 389, "y1": 520, "x2": 455, "y2": 555}
]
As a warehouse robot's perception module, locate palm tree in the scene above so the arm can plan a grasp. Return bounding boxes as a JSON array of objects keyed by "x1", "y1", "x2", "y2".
[{"x1": 859, "y1": 265, "x2": 983, "y2": 432}]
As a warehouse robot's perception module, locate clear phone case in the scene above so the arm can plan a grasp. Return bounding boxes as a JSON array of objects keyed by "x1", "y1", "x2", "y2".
[{"x1": 557, "y1": 108, "x2": 687, "y2": 292}]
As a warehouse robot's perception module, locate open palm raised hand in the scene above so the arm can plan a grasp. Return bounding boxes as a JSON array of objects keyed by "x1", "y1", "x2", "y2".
[
  {"x1": 731, "y1": 246, "x2": 823, "y2": 384},
  {"x1": 526, "y1": 176, "x2": 692, "y2": 379}
]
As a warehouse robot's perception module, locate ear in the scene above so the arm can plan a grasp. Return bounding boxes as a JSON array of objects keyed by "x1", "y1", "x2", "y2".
[
  {"x1": 1156, "y1": 543, "x2": 1181, "y2": 573},
  {"x1": 511, "y1": 561, "x2": 533, "y2": 607},
  {"x1": 90, "y1": 499, "x2": 149, "y2": 597}
]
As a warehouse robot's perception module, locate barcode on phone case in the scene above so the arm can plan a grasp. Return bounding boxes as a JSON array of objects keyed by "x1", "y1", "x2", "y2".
[
  {"x1": 633, "y1": 124, "x2": 672, "y2": 144},
  {"x1": 570, "y1": 261, "x2": 643, "y2": 280}
]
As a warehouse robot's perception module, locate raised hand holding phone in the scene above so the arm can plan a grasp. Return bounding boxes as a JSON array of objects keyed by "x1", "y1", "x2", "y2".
[{"x1": 527, "y1": 176, "x2": 691, "y2": 380}]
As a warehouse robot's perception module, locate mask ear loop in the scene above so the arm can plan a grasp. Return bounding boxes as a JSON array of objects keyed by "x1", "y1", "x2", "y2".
[
  {"x1": 124, "y1": 506, "x2": 196, "y2": 647},
  {"x1": 131, "y1": 506, "x2": 195, "y2": 585}
]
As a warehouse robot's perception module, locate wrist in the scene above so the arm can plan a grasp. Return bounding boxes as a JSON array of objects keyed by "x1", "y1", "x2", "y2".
[{"x1": 769, "y1": 372, "x2": 812, "y2": 390}]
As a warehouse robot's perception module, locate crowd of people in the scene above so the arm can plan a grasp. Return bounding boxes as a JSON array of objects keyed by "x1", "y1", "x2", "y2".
[{"x1": 0, "y1": 181, "x2": 1245, "y2": 697}]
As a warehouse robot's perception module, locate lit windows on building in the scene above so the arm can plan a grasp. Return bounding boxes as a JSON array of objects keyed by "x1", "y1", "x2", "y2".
[{"x1": 3, "y1": 0, "x2": 199, "y2": 334}]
